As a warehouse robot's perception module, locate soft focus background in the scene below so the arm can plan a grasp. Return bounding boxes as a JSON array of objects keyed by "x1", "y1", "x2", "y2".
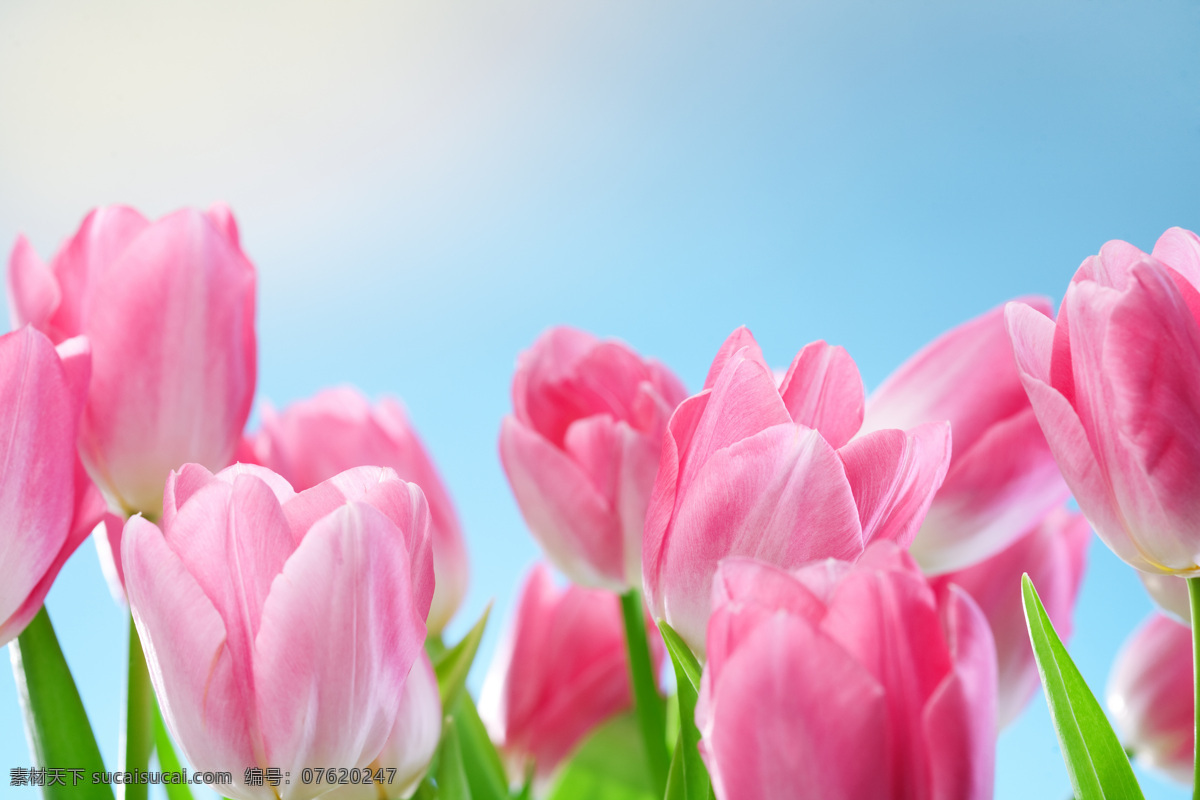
[{"x1": 1, "y1": 0, "x2": 1198, "y2": 797}]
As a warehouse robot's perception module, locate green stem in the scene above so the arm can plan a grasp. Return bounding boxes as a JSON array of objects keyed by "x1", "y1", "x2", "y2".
[
  {"x1": 10, "y1": 606, "x2": 114, "y2": 799},
  {"x1": 122, "y1": 613, "x2": 154, "y2": 800},
  {"x1": 619, "y1": 589, "x2": 669, "y2": 794},
  {"x1": 1190, "y1": 577, "x2": 1200, "y2": 800}
]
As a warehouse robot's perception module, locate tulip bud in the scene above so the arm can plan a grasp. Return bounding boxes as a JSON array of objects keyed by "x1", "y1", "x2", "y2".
[
  {"x1": 500, "y1": 327, "x2": 687, "y2": 590},
  {"x1": 242, "y1": 387, "x2": 468, "y2": 635},
  {"x1": 479, "y1": 564, "x2": 661, "y2": 781},
  {"x1": 864, "y1": 299, "x2": 1069, "y2": 573},
  {"x1": 0, "y1": 328, "x2": 105, "y2": 645},
  {"x1": 698, "y1": 543, "x2": 996, "y2": 800},
  {"x1": 644, "y1": 327, "x2": 951, "y2": 653},
  {"x1": 123, "y1": 463, "x2": 434, "y2": 800},
  {"x1": 1107, "y1": 613, "x2": 1194, "y2": 785},
  {"x1": 8, "y1": 204, "x2": 257, "y2": 520},
  {"x1": 1006, "y1": 227, "x2": 1200, "y2": 576}
]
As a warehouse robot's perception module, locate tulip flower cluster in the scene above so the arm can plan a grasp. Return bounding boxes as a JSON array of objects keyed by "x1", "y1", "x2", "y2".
[{"x1": 3, "y1": 205, "x2": 1199, "y2": 800}]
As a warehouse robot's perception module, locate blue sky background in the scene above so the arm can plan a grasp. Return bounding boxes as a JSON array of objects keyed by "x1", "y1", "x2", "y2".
[{"x1": 1, "y1": 0, "x2": 1198, "y2": 797}]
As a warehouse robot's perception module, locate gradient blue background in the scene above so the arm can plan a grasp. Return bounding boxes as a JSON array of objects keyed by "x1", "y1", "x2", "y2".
[{"x1": 1, "y1": 0, "x2": 1198, "y2": 797}]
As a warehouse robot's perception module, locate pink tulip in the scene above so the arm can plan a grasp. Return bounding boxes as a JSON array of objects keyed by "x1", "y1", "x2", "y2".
[
  {"x1": 8, "y1": 204, "x2": 257, "y2": 519},
  {"x1": 500, "y1": 327, "x2": 687, "y2": 590},
  {"x1": 864, "y1": 299, "x2": 1069, "y2": 573},
  {"x1": 698, "y1": 543, "x2": 996, "y2": 800},
  {"x1": 0, "y1": 327, "x2": 105, "y2": 645},
  {"x1": 242, "y1": 386, "x2": 468, "y2": 634},
  {"x1": 1107, "y1": 613, "x2": 1194, "y2": 785},
  {"x1": 643, "y1": 327, "x2": 952, "y2": 653},
  {"x1": 479, "y1": 563, "x2": 662, "y2": 780},
  {"x1": 1006, "y1": 227, "x2": 1200, "y2": 575},
  {"x1": 931, "y1": 507, "x2": 1090, "y2": 728},
  {"x1": 123, "y1": 463, "x2": 434, "y2": 800}
]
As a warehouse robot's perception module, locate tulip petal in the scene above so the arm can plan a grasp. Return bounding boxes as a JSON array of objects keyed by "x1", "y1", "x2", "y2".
[
  {"x1": 839, "y1": 422, "x2": 952, "y2": 549},
  {"x1": 7, "y1": 236, "x2": 60, "y2": 332},
  {"x1": 702, "y1": 327, "x2": 766, "y2": 391},
  {"x1": 0, "y1": 328, "x2": 79, "y2": 628},
  {"x1": 659, "y1": 424, "x2": 862, "y2": 652},
  {"x1": 778, "y1": 341, "x2": 864, "y2": 449},
  {"x1": 923, "y1": 585, "x2": 997, "y2": 800},
  {"x1": 1006, "y1": 302, "x2": 1133, "y2": 566},
  {"x1": 123, "y1": 515, "x2": 262, "y2": 789},
  {"x1": 254, "y1": 502, "x2": 425, "y2": 787},
  {"x1": 499, "y1": 416, "x2": 625, "y2": 588},
  {"x1": 698, "y1": 613, "x2": 888, "y2": 800},
  {"x1": 913, "y1": 409, "x2": 1068, "y2": 573},
  {"x1": 864, "y1": 298, "x2": 1053, "y2": 449}
]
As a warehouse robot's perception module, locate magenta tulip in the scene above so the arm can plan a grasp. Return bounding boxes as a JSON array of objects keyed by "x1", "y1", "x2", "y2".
[
  {"x1": 931, "y1": 508, "x2": 1090, "y2": 727},
  {"x1": 479, "y1": 563, "x2": 661, "y2": 780},
  {"x1": 698, "y1": 543, "x2": 996, "y2": 800},
  {"x1": 123, "y1": 463, "x2": 434, "y2": 800},
  {"x1": 1006, "y1": 227, "x2": 1200, "y2": 575},
  {"x1": 500, "y1": 327, "x2": 687, "y2": 590},
  {"x1": 1107, "y1": 613, "x2": 1194, "y2": 785},
  {"x1": 242, "y1": 386, "x2": 468, "y2": 634},
  {"x1": 644, "y1": 327, "x2": 952, "y2": 652},
  {"x1": 8, "y1": 204, "x2": 257, "y2": 519},
  {"x1": 864, "y1": 299, "x2": 1069, "y2": 573},
  {"x1": 0, "y1": 327, "x2": 105, "y2": 645}
]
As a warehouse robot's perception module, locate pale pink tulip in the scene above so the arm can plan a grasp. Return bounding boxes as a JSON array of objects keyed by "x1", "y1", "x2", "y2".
[
  {"x1": 1006, "y1": 227, "x2": 1200, "y2": 575},
  {"x1": 123, "y1": 463, "x2": 434, "y2": 800},
  {"x1": 644, "y1": 327, "x2": 952, "y2": 653},
  {"x1": 864, "y1": 300, "x2": 1069, "y2": 573},
  {"x1": 479, "y1": 564, "x2": 662, "y2": 780},
  {"x1": 242, "y1": 387, "x2": 468, "y2": 634},
  {"x1": 500, "y1": 327, "x2": 687, "y2": 590},
  {"x1": 932, "y1": 508, "x2": 1090, "y2": 727},
  {"x1": 0, "y1": 327, "x2": 105, "y2": 645},
  {"x1": 698, "y1": 544, "x2": 996, "y2": 800},
  {"x1": 8, "y1": 204, "x2": 257, "y2": 519},
  {"x1": 1107, "y1": 614, "x2": 1194, "y2": 785},
  {"x1": 322, "y1": 652, "x2": 442, "y2": 800}
]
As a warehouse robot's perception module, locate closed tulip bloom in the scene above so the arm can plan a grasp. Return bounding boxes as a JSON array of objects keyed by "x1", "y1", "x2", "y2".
[
  {"x1": 8, "y1": 204, "x2": 257, "y2": 518},
  {"x1": 0, "y1": 327, "x2": 105, "y2": 645},
  {"x1": 479, "y1": 564, "x2": 661, "y2": 780},
  {"x1": 1138, "y1": 571, "x2": 1191, "y2": 625},
  {"x1": 123, "y1": 463, "x2": 434, "y2": 800},
  {"x1": 242, "y1": 387, "x2": 468, "y2": 634},
  {"x1": 1006, "y1": 227, "x2": 1200, "y2": 575},
  {"x1": 500, "y1": 327, "x2": 687, "y2": 590},
  {"x1": 698, "y1": 544, "x2": 996, "y2": 800},
  {"x1": 1107, "y1": 614, "x2": 1194, "y2": 785},
  {"x1": 644, "y1": 327, "x2": 952, "y2": 653},
  {"x1": 863, "y1": 299, "x2": 1069, "y2": 573},
  {"x1": 931, "y1": 508, "x2": 1090, "y2": 727}
]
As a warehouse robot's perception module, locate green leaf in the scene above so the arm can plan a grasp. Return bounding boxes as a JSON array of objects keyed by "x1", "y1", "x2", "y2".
[
  {"x1": 658, "y1": 622, "x2": 711, "y2": 800},
  {"x1": 9, "y1": 606, "x2": 115, "y2": 800},
  {"x1": 438, "y1": 718, "x2": 473, "y2": 800},
  {"x1": 434, "y1": 604, "x2": 492, "y2": 709},
  {"x1": 153, "y1": 707, "x2": 195, "y2": 800},
  {"x1": 546, "y1": 713, "x2": 657, "y2": 800},
  {"x1": 449, "y1": 691, "x2": 509, "y2": 800},
  {"x1": 658, "y1": 622, "x2": 701, "y2": 692},
  {"x1": 1022, "y1": 574, "x2": 1144, "y2": 800}
]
